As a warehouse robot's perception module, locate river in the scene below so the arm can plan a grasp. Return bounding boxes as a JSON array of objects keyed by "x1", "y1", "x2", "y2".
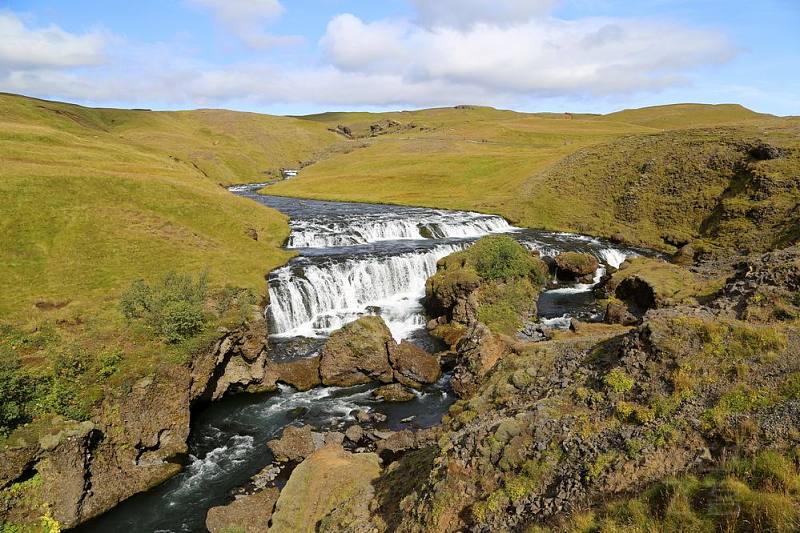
[{"x1": 77, "y1": 186, "x2": 641, "y2": 532}]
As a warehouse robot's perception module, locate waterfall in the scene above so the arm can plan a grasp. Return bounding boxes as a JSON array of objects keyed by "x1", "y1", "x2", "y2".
[
  {"x1": 267, "y1": 244, "x2": 464, "y2": 340},
  {"x1": 598, "y1": 248, "x2": 631, "y2": 269},
  {"x1": 287, "y1": 212, "x2": 514, "y2": 248}
]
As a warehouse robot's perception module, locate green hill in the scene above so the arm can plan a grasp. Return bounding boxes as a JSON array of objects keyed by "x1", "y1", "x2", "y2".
[
  {"x1": 268, "y1": 103, "x2": 798, "y2": 252},
  {"x1": 605, "y1": 103, "x2": 771, "y2": 129},
  {"x1": 0, "y1": 93, "x2": 347, "y2": 320},
  {"x1": 0, "y1": 93, "x2": 344, "y2": 446}
]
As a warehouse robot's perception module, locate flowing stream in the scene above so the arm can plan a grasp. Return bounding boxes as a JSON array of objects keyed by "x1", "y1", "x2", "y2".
[{"x1": 77, "y1": 186, "x2": 643, "y2": 532}]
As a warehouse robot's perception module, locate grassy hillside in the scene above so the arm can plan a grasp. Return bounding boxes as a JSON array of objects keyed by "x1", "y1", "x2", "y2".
[
  {"x1": 0, "y1": 93, "x2": 344, "y2": 441},
  {"x1": 270, "y1": 106, "x2": 653, "y2": 210},
  {"x1": 0, "y1": 93, "x2": 347, "y2": 317},
  {"x1": 267, "y1": 103, "x2": 798, "y2": 252},
  {"x1": 604, "y1": 103, "x2": 770, "y2": 129}
]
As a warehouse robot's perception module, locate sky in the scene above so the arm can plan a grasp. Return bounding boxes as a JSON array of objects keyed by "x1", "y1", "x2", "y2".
[{"x1": 1, "y1": 0, "x2": 798, "y2": 115}]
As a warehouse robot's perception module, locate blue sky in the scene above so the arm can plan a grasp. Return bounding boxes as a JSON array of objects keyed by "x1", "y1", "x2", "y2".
[{"x1": 1, "y1": 0, "x2": 797, "y2": 115}]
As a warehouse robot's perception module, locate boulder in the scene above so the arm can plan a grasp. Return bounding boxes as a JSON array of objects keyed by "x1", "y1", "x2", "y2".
[
  {"x1": 345, "y1": 424, "x2": 364, "y2": 444},
  {"x1": 554, "y1": 252, "x2": 599, "y2": 281},
  {"x1": 452, "y1": 323, "x2": 508, "y2": 397},
  {"x1": 263, "y1": 355, "x2": 321, "y2": 392},
  {"x1": 569, "y1": 318, "x2": 586, "y2": 333},
  {"x1": 206, "y1": 488, "x2": 279, "y2": 533},
  {"x1": 672, "y1": 244, "x2": 696, "y2": 266},
  {"x1": 353, "y1": 409, "x2": 371, "y2": 424},
  {"x1": 373, "y1": 383, "x2": 416, "y2": 402},
  {"x1": 388, "y1": 341, "x2": 441, "y2": 388},
  {"x1": 245, "y1": 227, "x2": 259, "y2": 241},
  {"x1": 319, "y1": 316, "x2": 394, "y2": 386},
  {"x1": 267, "y1": 425, "x2": 322, "y2": 463},
  {"x1": 269, "y1": 445, "x2": 381, "y2": 532},
  {"x1": 604, "y1": 302, "x2": 639, "y2": 326}
]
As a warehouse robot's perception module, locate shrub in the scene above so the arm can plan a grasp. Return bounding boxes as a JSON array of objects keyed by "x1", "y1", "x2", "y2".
[
  {"x1": 603, "y1": 368, "x2": 634, "y2": 394},
  {"x1": 467, "y1": 236, "x2": 547, "y2": 283},
  {"x1": 36, "y1": 348, "x2": 93, "y2": 421},
  {"x1": 160, "y1": 300, "x2": 206, "y2": 343},
  {"x1": 0, "y1": 354, "x2": 36, "y2": 437},
  {"x1": 121, "y1": 272, "x2": 208, "y2": 343},
  {"x1": 97, "y1": 349, "x2": 123, "y2": 378}
]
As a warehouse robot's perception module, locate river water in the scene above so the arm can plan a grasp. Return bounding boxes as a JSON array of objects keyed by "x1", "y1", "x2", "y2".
[{"x1": 77, "y1": 187, "x2": 641, "y2": 532}]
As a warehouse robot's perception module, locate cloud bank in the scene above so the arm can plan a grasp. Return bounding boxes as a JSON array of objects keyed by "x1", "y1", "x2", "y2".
[{"x1": 0, "y1": 2, "x2": 737, "y2": 109}]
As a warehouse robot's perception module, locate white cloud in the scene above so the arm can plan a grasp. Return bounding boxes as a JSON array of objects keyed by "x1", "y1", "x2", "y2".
[
  {"x1": 0, "y1": 4, "x2": 738, "y2": 111},
  {"x1": 186, "y1": 0, "x2": 299, "y2": 48},
  {"x1": 410, "y1": 0, "x2": 558, "y2": 29},
  {"x1": 0, "y1": 12, "x2": 106, "y2": 70},
  {"x1": 320, "y1": 13, "x2": 735, "y2": 96}
]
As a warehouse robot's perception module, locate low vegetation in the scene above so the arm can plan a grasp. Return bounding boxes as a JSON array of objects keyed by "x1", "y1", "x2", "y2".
[
  {"x1": 562, "y1": 450, "x2": 800, "y2": 533},
  {"x1": 426, "y1": 236, "x2": 548, "y2": 335}
]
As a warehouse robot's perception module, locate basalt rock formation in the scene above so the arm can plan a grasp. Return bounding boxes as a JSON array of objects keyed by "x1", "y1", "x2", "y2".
[
  {"x1": 360, "y1": 246, "x2": 800, "y2": 532},
  {"x1": 0, "y1": 320, "x2": 274, "y2": 529},
  {"x1": 318, "y1": 316, "x2": 441, "y2": 389}
]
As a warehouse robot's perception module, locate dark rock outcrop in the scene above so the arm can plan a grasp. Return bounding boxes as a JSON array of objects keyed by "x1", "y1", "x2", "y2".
[
  {"x1": 388, "y1": 341, "x2": 441, "y2": 388},
  {"x1": 319, "y1": 316, "x2": 394, "y2": 386},
  {"x1": 0, "y1": 318, "x2": 273, "y2": 529},
  {"x1": 554, "y1": 252, "x2": 599, "y2": 281},
  {"x1": 206, "y1": 487, "x2": 279, "y2": 533}
]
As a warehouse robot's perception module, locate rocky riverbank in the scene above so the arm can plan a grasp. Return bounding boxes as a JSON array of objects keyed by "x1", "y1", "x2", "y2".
[
  {"x1": 0, "y1": 315, "x2": 275, "y2": 529},
  {"x1": 201, "y1": 239, "x2": 799, "y2": 532}
]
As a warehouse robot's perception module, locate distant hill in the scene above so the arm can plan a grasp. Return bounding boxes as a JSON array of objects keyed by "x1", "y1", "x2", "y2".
[
  {"x1": 605, "y1": 103, "x2": 772, "y2": 129},
  {"x1": 270, "y1": 102, "x2": 797, "y2": 253}
]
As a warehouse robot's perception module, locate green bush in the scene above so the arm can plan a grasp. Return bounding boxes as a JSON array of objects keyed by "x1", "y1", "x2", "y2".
[
  {"x1": 603, "y1": 368, "x2": 635, "y2": 394},
  {"x1": 121, "y1": 272, "x2": 208, "y2": 343},
  {"x1": 467, "y1": 236, "x2": 547, "y2": 282},
  {"x1": 0, "y1": 354, "x2": 36, "y2": 438},
  {"x1": 35, "y1": 348, "x2": 93, "y2": 421},
  {"x1": 97, "y1": 348, "x2": 123, "y2": 378}
]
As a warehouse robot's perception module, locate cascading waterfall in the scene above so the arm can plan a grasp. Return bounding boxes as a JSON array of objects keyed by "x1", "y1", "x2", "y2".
[
  {"x1": 267, "y1": 244, "x2": 464, "y2": 340},
  {"x1": 287, "y1": 212, "x2": 514, "y2": 248}
]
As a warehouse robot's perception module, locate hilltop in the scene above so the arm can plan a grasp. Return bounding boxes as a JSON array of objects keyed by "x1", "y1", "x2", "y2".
[{"x1": 269, "y1": 102, "x2": 798, "y2": 253}]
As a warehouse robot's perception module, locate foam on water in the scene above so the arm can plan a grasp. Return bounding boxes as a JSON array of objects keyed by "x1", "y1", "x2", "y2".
[
  {"x1": 267, "y1": 244, "x2": 464, "y2": 341},
  {"x1": 287, "y1": 211, "x2": 515, "y2": 248}
]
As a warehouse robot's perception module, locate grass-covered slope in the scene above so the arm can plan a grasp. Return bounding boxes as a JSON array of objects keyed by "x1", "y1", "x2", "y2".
[
  {"x1": 270, "y1": 105, "x2": 651, "y2": 210},
  {"x1": 516, "y1": 126, "x2": 800, "y2": 251},
  {"x1": 0, "y1": 92, "x2": 344, "y2": 319},
  {"x1": 0, "y1": 93, "x2": 341, "y2": 444},
  {"x1": 267, "y1": 103, "x2": 798, "y2": 252}
]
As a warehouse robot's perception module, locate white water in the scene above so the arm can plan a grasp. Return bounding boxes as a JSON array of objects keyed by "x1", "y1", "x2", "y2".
[
  {"x1": 598, "y1": 248, "x2": 630, "y2": 269},
  {"x1": 287, "y1": 212, "x2": 514, "y2": 248},
  {"x1": 268, "y1": 244, "x2": 464, "y2": 341}
]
